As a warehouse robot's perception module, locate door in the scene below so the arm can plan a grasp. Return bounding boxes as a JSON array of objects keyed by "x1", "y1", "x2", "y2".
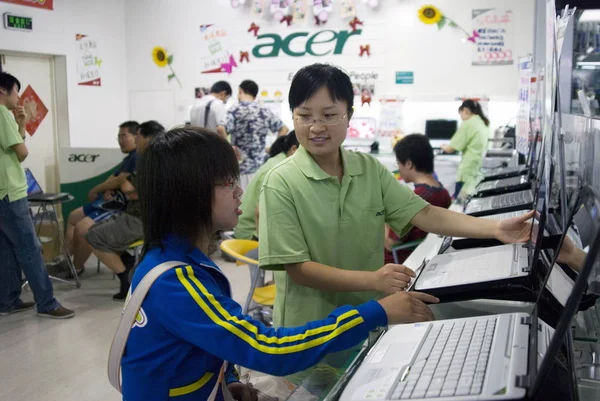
[{"x1": 1, "y1": 53, "x2": 58, "y2": 193}]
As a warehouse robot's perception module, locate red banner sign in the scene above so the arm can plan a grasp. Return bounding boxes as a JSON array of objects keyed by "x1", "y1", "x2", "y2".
[
  {"x1": 0, "y1": 0, "x2": 54, "y2": 11},
  {"x1": 18, "y1": 85, "x2": 48, "y2": 137}
]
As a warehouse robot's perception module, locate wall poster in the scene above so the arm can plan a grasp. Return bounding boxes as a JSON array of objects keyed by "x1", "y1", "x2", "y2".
[
  {"x1": 76, "y1": 34, "x2": 102, "y2": 86},
  {"x1": 472, "y1": 9, "x2": 514, "y2": 66}
]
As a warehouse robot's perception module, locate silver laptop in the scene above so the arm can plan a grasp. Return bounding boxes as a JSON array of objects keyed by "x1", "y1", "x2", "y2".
[
  {"x1": 464, "y1": 189, "x2": 534, "y2": 216},
  {"x1": 339, "y1": 186, "x2": 599, "y2": 401},
  {"x1": 476, "y1": 175, "x2": 529, "y2": 193}
]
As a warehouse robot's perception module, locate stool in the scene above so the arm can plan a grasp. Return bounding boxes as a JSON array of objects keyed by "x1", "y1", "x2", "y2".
[{"x1": 220, "y1": 239, "x2": 274, "y2": 322}]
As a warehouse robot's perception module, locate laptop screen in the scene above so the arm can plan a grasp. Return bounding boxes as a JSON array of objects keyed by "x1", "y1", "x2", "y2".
[
  {"x1": 24, "y1": 168, "x2": 43, "y2": 196},
  {"x1": 529, "y1": 185, "x2": 600, "y2": 396}
]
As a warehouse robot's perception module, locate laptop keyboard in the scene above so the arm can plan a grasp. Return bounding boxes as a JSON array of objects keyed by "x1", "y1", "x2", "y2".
[
  {"x1": 391, "y1": 318, "x2": 497, "y2": 399},
  {"x1": 491, "y1": 191, "x2": 529, "y2": 209}
]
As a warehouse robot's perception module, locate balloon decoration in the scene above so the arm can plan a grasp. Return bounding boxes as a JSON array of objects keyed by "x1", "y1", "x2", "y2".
[{"x1": 417, "y1": 4, "x2": 479, "y2": 43}]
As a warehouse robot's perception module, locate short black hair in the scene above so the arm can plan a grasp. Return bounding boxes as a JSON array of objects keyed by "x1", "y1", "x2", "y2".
[
  {"x1": 210, "y1": 81, "x2": 232, "y2": 96},
  {"x1": 138, "y1": 120, "x2": 165, "y2": 138},
  {"x1": 0, "y1": 72, "x2": 21, "y2": 94},
  {"x1": 269, "y1": 130, "x2": 299, "y2": 157},
  {"x1": 289, "y1": 64, "x2": 354, "y2": 113},
  {"x1": 119, "y1": 121, "x2": 139, "y2": 135},
  {"x1": 394, "y1": 134, "x2": 435, "y2": 174},
  {"x1": 239, "y1": 80, "x2": 259, "y2": 98},
  {"x1": 137, "y1": 127, "x2": 239, "y2": 254}
]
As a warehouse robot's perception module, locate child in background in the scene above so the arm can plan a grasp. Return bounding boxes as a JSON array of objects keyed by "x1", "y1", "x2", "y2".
[{"x1": 385, "y1": 134, "x2": 452, "y2": 264}]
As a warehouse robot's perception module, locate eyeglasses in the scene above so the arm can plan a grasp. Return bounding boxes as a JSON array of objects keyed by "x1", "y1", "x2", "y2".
[
  {"x1": 294, "y1": 113, "x2": 348, "y2": 127},
  {"x1": 216, "y1": 179, "x2": 239, "y2": 190}
]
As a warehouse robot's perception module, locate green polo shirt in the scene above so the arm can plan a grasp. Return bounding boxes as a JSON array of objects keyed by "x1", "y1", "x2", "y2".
[
  {"x1": 450, "y1": 115, "x2": 489, "y2": 194},
  {"x1": 0, "y1": 105, "x2": 26, "y2": 202},
  {"x1": 258, "y1": 146, "x2": 428, "y2": 328},
  {"x1": 235, "y1": 152, "x2": 286, "y2": 240}
]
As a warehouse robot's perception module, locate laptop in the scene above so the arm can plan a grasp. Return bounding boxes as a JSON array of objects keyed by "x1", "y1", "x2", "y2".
[
  {"x1": 413, "y1": 172, "x2": 562, "y2": 302},
  {"x1": 25, "y1": 168, "x2": 69, "y2": 202},
  {"x1": 464, "y1": 189, "x2": 534, "y2": 217},
  {"x1": 479, "y1": 129, "x2": 541, "y2": 182},
  {"x1": 338, "y1": 185, "x2": 599, "y2": 401},
  {"x1": 473, "y1": 174, "x2": 531, "y2": 198},
  {"x1": 425, "y1": 120, "x2": 457, "y2": 151}
]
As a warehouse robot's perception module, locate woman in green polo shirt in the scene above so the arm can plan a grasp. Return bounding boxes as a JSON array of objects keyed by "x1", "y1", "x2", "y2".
[
  {"x1": 259, "y1": 64, "x2": 532, "y2": 331},
  {"x1": 234, "y1": 131, "x2": 298, "y2": 240},
  {"x1": 441, "y1": 100, "x2": 490, "y2": 199}
]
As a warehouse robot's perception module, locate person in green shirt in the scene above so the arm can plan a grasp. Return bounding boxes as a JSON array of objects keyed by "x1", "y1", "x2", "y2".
[
  {"x1": 441, "y1": 100, "x2": 490, "y2": 199},
  {"x1": 0, "y1": 72, "x2": 74, "y2": 319},
  {"x1": 258, "y1": 64, "x2": 533, "y2": 332},
  {"x1": 234, "y1": 131, "x2": 299, "y2": 240}
]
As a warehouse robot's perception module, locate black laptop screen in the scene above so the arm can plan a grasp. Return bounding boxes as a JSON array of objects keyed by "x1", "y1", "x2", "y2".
[{"x1": 425, "y1": 120, "x2": 457, "y2": 140}]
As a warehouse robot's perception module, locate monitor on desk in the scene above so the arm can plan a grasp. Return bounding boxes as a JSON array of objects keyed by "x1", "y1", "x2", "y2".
[{"x1": 425, "y1": 120, "x2": 457, "y2": 141}]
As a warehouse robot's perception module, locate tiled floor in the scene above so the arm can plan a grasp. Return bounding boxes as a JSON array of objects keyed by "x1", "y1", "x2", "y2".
[{"x1": 0, "y1": 255, "x2": 252, "y2": 401}]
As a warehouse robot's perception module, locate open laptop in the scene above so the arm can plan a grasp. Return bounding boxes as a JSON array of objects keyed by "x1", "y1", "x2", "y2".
[
  {"x1": 25, "y1": 168, "x2": 69, "y2": 202},
  {"x1": 339, "y1": 185, "x2": 599, "y2": 401},
  {"x1": 473, "y1": 174, "x2": 531, "y2": 198},
  {"x1": 413, "y1": 164, "x2": 563, "y2": 302},
  {"x1": 479, "y1": 129, "x2": 541, "y2": 182}
]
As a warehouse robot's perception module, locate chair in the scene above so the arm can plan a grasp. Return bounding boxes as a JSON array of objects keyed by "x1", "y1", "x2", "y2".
[
  {"x1": 220, "y1": 239, "x2": 275, "y2": 324},
  {"x1": 391, "y1": 239, "x2": 425, "y2": 264}
]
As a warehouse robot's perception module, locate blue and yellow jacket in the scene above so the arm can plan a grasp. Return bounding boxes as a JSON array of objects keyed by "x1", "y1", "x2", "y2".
[{"x1": 121, "y1": 236, "x2": 388, "y2": 401}]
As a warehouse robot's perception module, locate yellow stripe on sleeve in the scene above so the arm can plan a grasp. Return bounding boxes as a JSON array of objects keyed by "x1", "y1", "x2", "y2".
[
  {"x1": 169, "y1": 372, "x2": 214, "y2": 397},
  {"x1": 175, "y1": 268, "x2": 364, "y2": 354},
  {"x1": 184, "y1": 265, "x2": 359, "y2": 345}
]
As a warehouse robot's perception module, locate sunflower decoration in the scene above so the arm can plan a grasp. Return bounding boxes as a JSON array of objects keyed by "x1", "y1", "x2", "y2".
[
  {"x1": 152, "y1": 46, "x2": 182, "y2": 88},
  {"x1": 417, "y1": 5, "x2": 478, "y2": 43},
  {"x1": 418, "y1": 5, "x2": 442, "y2": 25}
]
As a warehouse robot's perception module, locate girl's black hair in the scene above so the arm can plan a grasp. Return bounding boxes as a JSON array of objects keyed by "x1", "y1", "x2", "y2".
[
  {"x1": 288, "y1": 64, "x2": 354, "y2": 113},
  {"x1": 269, "y1": 130, "x2": 299, "y2": 158},
  {"x1": 459, "y1": 99, "x2": 490, "y2": 127},
  {"x1": 137, "y1": 127, "x2": 239, "y2": 256}
]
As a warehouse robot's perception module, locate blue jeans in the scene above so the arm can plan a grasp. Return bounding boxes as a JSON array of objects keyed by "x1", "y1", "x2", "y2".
[{"x1": 0, "y1": 196, "x2": 59, "y2": 313}]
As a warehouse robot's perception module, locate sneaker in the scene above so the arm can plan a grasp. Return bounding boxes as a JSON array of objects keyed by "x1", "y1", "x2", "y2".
[
  {"x1": 0, "y1": 301, "x2": 35, "y2": 316},
  {"x1": 37, "y1": 306, "x2": 75, "y2": 319}
]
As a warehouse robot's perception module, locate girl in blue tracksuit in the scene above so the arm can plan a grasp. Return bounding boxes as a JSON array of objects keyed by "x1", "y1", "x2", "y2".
[{"x1": 122, "y1": 127, "x2": 438, "y2": 401}]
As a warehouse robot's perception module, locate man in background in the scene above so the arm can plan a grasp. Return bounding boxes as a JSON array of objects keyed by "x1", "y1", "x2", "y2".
[
  {"x1": 85, "y1": 121, "x2": 165, "y2": 300},
  {"x1": 384, "y1": 134, "x2": 452, "y2": 264},
  {"x1": 226, "y1": 80, "x2": 288, "y2": 189},
  {"x1": 64, "y1": 121, "x2": 138, "y2": 274},
  {"x1": 0, "y1": 72, "x2": 74, "y2": 319},
  {"x1": 190, "y1": 81, "x2": 231, "y2": 139}
]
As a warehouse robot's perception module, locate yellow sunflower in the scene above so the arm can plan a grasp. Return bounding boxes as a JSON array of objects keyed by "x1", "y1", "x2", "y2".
[
  {"x1": 152, "y1": 46, "x2": 169, "y2": 68},
  {"x1": 418, "y1": 5, "x2": 443, "y2": 25}
]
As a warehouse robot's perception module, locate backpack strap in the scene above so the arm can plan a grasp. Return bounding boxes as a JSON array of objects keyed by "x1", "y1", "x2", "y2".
[{"x1": 204, "y1": 99, "x2": 214, "y2": 128}]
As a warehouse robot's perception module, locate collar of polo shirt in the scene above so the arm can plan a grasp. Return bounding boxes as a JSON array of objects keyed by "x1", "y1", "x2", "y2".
[{"x1": 293, "y1": 146, "x2": 363, "y2": 180}]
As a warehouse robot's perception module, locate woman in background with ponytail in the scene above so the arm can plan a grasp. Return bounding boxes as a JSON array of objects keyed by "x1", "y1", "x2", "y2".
[{"x1": 441, "y1": 99, "x2": 490, "y2": 199}]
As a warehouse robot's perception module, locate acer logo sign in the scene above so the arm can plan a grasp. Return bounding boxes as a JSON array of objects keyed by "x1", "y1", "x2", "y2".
[
  {"x1": 252, "y1": 29, "x2": 362, "y2": 58},
  {"x1": 69, "y1": 154, "x2": 100, "y2": 163}
]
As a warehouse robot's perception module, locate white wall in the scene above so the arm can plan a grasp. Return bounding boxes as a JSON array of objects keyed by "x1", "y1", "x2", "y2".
[
  {"x1": 0, "y1": 0, "x2": 129, "y2": 148},
  {"x1": 125, "y1": 0, "x2": 534, "y2": 134}
]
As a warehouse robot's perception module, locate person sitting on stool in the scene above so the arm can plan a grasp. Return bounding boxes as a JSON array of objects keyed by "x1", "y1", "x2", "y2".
[{"x1": 85, "y1": 121, "x2": 164, "y2": 300}]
